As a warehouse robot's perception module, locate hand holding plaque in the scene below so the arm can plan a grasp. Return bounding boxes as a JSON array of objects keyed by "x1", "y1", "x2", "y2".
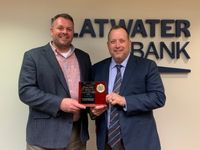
[{"x1": 79, "y1": 81, "x2": 106, "y2": 107}]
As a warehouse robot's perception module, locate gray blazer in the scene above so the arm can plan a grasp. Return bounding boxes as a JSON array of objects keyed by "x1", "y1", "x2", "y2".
[{"x1": 18, "y1": 43, "x2": 91, "y2": 148}]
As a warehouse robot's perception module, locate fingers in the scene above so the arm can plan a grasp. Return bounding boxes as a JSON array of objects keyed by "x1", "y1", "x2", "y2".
[
  {"x1": 106, "y1": 94, "x2": 112, "y2": 103},
  {"x1": 94, "y1": 105, "x2": 107, "y2": 109},
  {"x1": 90, "y1": 105, "x2": 107, "y2": 116},
  {"x1": 60, "y1": 98, "x2": 86, "y2": 113},
  {"x1": 70, "y1": 100, "x2": 86, "y2": 111},
  {"x1": 74, "y1": 102, "x2": 86, "y2": 109},
  {"x1": 106, "y1": 92, "x2": 125, "y2": 106},
  {"x1": 106, "y1": 92, "x2": 118, "y2": 104}
]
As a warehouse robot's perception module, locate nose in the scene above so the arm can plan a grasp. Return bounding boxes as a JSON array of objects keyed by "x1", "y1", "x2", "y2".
[
  {"x1": 61, "y1": 28, "x2": 71, "y2": 35},
  {"x1": 62, "y1": 28, "x2": 68, "y2": 34},
  {"x1": 115, "y1": 41, "x2": 120, "y2": 48}
]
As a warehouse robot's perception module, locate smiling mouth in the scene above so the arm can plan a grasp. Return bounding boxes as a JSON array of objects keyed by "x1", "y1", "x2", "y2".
[
  {"x1": 114, "y1": 49, "x2": 123, "y2": 53},
  {"x1": 60, "y1": 37, "x2": 70, "y2": 41}
]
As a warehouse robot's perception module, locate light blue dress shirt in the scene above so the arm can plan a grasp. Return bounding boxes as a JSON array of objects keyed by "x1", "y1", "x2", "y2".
[{"x1": 107, "y1": 53, "x2": 130, "y2": 128}]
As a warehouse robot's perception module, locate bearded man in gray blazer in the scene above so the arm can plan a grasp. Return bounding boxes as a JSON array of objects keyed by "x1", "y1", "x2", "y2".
[{"x1": 18, "y1": 13, "x2": 91, "y2": 150}]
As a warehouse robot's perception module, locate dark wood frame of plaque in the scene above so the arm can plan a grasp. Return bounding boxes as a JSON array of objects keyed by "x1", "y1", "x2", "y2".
[{"x1": 79, "y1": 81, "x2": 106, "y2": 107}]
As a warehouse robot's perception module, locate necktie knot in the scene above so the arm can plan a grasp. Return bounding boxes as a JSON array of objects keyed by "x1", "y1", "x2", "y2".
[{"x1": 115, "y1": 64, "x2": 122, "y2": 71}]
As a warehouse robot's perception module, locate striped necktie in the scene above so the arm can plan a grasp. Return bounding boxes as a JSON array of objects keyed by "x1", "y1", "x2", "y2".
[{"x1": 108, "y1": 65, "x2": 122, "y2": 150}]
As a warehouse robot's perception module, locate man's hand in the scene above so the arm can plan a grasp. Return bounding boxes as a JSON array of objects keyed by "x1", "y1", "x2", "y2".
[
  {"x1": 60, "y1": 98, "x2": 86, "y2": 113},
  {"x1": 90, "y1": 105, "x2": 107, "y2": 117},
  {"x1": 106, "y1": 92, "x2": 126, "y2": 107}
]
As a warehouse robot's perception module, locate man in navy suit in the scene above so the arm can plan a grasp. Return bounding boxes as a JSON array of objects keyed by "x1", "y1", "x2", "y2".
[
  {"x1": 18, "y1": 13, "x2": 91, "y2": 150},
  {"x1": 91, "y1": 26, "x2": 166, "y2": 150}
]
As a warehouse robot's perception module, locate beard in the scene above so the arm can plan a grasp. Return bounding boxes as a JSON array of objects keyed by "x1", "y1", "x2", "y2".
[{"x1": 53, "y1": 38, "x2": 72, "y2": 51}]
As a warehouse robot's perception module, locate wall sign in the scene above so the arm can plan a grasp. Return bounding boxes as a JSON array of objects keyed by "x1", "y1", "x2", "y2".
[{"x1": 74, "y1": 19, "x2": 191, "y2": 73}]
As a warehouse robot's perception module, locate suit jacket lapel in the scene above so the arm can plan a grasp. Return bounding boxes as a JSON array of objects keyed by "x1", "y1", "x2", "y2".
[
  {"x1": 120, "y1": 53, "x2": 136, "y2": 94},
  {"x1": 42, "y1": 44, "x2": 70, "y2": 95},
  {"x1": 103, "y1": 59, "x2": 111, "y2": 92},
  {"x1": 74, "y1": 50, "x2": 84, "y2": 81}
]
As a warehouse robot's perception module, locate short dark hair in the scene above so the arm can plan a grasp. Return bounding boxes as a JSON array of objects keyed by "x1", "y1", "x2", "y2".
[
  {"x1": 107, "y1": 25, "x2": 129, "y2": 40},
  {"x1": 51, "y1": 13, "x2": 74, "y2": 25}
]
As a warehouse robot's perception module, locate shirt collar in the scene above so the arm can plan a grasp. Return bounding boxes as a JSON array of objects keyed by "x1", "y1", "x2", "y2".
[
  {"x1": 50, "y1": 41, "x2": 75, "y2": 58},
  {"x1": 110, "y1": 53, "x2": 130, "y2": 69}
]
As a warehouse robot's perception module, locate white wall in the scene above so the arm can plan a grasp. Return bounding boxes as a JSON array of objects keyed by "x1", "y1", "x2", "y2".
[{"x1": 0, "y1": 0, "x2": 200, "y2": 150}]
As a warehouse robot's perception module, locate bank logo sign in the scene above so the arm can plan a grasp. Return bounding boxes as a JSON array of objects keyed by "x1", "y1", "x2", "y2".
[{"x1": 74, "y1": 19, "x2": 191, "y2": 73}]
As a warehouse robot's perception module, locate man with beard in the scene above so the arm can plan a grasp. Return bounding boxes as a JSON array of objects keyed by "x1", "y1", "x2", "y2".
[{"x1": 18, "y1": 13, "x2": 91, "y2": 150}]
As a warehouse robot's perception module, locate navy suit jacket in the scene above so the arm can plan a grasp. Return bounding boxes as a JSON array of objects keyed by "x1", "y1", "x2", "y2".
[
  {"x1": 92, "y1": 53, "x2": 166, "y2": 150},
  {"x1": 18, "y1": 43, "x2": 91, "y2": 148}
]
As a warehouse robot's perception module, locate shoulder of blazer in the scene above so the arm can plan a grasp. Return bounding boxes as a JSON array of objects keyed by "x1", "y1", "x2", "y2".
[
  {"x1": 74, "y1": 48, "x2": 91, "y2": 66},
  {"x1": 129, "y1": 53, "x2": 156, "y2": 66},
  {"x1": 23, "y1": 44, "x2": 58, "y2": 67},
  {"x1": 25, "y1": 43, "x2": 51, "y2": 55},
  {"x1": 93, "y1": 57, "x2": 111, "y2": 69},
  {"x1": 74, "y1": 48, "x2": 90, "y2": 57},
  {"x1": 30, "y1": 43, "x2": 49, "y2": 51}
]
